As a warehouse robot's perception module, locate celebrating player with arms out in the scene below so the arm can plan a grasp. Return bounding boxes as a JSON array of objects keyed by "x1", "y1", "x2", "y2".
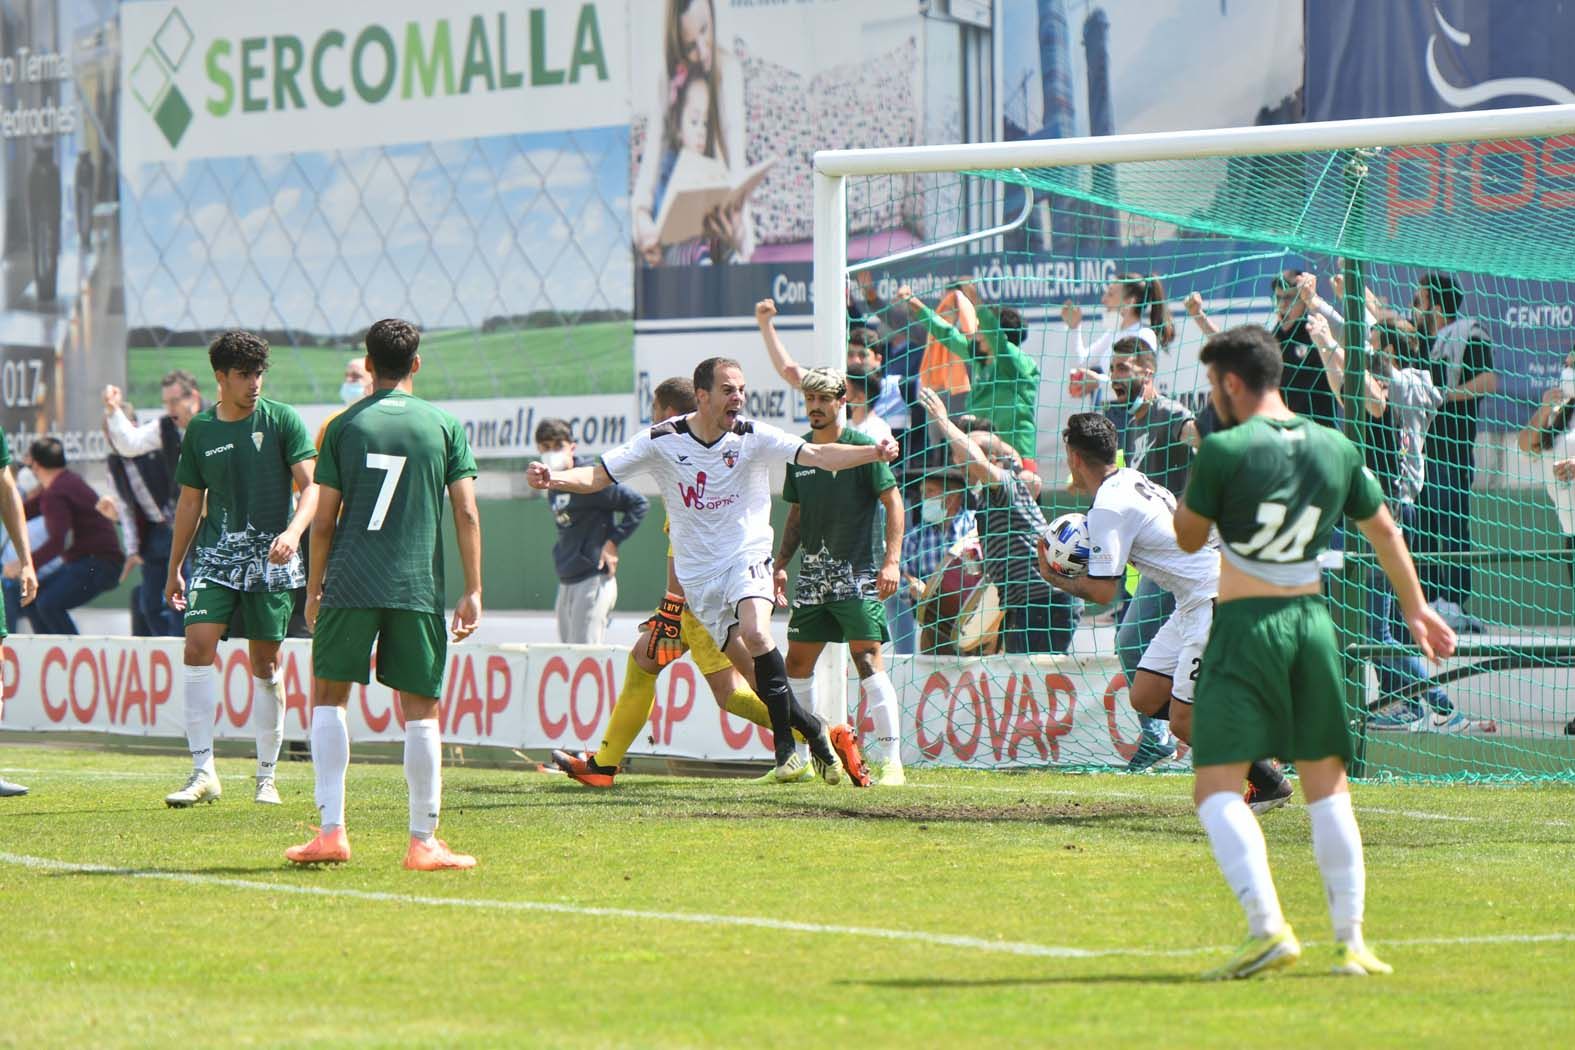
[
  {"x1": 1174, "y1": 326, "x2": 1455, "y2": 979},
  {"x1": 1043, "y1": 413, "x2": 1293, "y2": 812},
  {"x1": 286, "y1": 318, "x2": 483, "y2": 871},
  {"x1": 164, "y1": 331, "x2": 318, "y2": 808},
  {"x1": 775, "y1": 367, "x2": 903, "y2": 786},
  {"x1": 530, "y1": 357, "x2": 896, "y2": 784},
  {"x1": 551, "y1": 377, "x2": 810, "y2": 788}
]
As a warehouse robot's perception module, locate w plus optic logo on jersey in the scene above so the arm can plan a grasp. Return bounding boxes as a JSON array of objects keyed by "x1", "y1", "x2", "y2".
[{"x1": 677, "y1": 471, "x2": 739, "y2": 511}]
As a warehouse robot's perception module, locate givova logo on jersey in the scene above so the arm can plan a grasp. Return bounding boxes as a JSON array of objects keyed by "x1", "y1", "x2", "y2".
[{"x1": 677, "y1": 471, "x2": 739, "y2": 511}]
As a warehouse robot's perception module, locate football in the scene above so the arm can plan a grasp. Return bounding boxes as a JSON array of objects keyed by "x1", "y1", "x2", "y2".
[{"x1": 1039, "y1": 512, "x2": 1091, "y2": 578}]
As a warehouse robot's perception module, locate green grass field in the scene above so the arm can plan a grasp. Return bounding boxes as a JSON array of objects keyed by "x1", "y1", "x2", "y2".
[
  {"x1": 2, "y1": 745, "x2": 1572, "y2": 1048},
  {"x1": 127, "y1": 322, "x2": 634, "y2": 406}
]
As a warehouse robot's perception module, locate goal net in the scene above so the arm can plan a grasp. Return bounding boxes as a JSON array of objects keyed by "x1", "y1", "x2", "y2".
[{"x1": 814, "y1": 107, "x2": 1575, "y2": 782}]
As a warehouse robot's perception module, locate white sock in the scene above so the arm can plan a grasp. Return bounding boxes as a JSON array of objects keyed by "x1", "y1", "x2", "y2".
[
  {"x1": 1308, "y1": 791, "x2": 1367, "y2": 950},
  {"x1": 1198, "y1": 790, "x2": 1285, "y2": 939},
  {"x1": 311, "y1": 706, "x2": 350, "y2": 831},
  {"x1": 862, "y1": 671, "x2": 900, "y2": 766},
  {"x1": 183, "y1": 665, "x2": 218, "y2": 776},
  {"x1": 253, "y1": 675, "x2": 286, "y2": 780},
  {"x1": 788, "y1": 675, "x2": 816, "y2": 762},
  {"x1": 404, "y1": 719, "x2": 442, "y2": 842}
]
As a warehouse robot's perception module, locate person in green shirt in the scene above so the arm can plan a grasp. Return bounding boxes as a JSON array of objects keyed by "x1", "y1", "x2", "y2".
[
  {"x1": 1173, "y1": 325, "x2": 1455, "y2": 981},
  {"x1": 164, "y1": 331, "x2": 319, "y2": 809},
  {"x1": 0, "y1": 430, "x2": 38, "y2": 798},
  {"x1": 898, "y1": 281, "x2": 1041, "y2": 463},
  {"x1": 774, "y1": 367, "x2": 905, "y2": 786},
  {"x1": 286, "y1": 318, "x2": 483, "y2": 872}
]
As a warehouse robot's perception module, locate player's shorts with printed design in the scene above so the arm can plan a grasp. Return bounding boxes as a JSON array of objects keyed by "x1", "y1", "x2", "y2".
[
  {"x1": 685, "y1": 556, "x2": 775, "y2": 651},
  {"x1": 1190, "y1": 595, "x2": 1352, "y2": 766},
  {"x1": 680, "y1": 607, "x2": 733, "y2": 676},
  {"x1": 312, "y1": 606, "x2": 448, "y2": 699},
  {"x1": 788, "y1": 597, "x2": 890, "y2": 644},
  {"x1": 1136, "y1": 598, "x2": 1214, "y2": 704},
  {"x1": 184, "y1": 580, "x2": 296, "y2": 641}
]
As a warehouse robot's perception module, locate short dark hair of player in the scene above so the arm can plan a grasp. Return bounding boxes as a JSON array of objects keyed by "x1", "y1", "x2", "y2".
[
  {"x1": 996, "y1": 306, "x2": 1027, "y2": 347},
  {"x1": 693, "y1": 356, "x2": 742, "y2": 394},
  {"x1": 29, "y1": 436, "x2": 66, "y2": 470},
  {"x1": 534, "y1": 418, "x2": 573, "y2": 446},
  {"x1": 365, "y1": 317, "x2": 421, "y2": 380},
  {"x1": 1062, "y1": 412, "x2": 1118, "y2": 467},
  {"x1": 653, "y1": 376, "x2": 696, "y2": 415},
  {"x1": 208, "y1": 330, "x2": 270, "y2": 375},
  {"x1": 847, "y1": 326, "x2": 878, "y2": 350},
  {"x1": 161, "y1": 369, "x2": 199, "y2": 396},
  {"x1": 1110, "y1": 335, "x2": 1156, "y2": 371},
  {"x1": 1419, "y1": 271, "x2": 1463, "y2": 319},
  {"x1": 1199, "y1": 324, "x2": 1284, "y2": 394},
  {"x1": 844, "y1": 365, "x2": 883, "y2": 399}
]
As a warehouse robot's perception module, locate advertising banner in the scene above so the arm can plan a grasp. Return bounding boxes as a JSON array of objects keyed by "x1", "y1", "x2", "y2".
[
  {"x1": 2, "y1": 0, "x2": 125, "y2": 462},
  {"x1": 118, "y1": 0, "x2": 634, "y2": 453},
  {"x1": 628, "y1": 0, "x2": 926, "y2": 321}
]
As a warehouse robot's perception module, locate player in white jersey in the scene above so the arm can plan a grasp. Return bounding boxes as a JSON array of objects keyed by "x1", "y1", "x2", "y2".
[
  {"x1": 528, "y1": 356, "x2": 899, "y2": 784},
  {"x1": 1041, "y1": 413, "x2": 1293, "y2": 810}
]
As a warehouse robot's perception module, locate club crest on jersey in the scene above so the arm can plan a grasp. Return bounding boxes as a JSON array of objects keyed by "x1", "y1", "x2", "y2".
[
  {"x1": 251, "y1": 431, "x2": 263, "y2": 451},
  {"x1": 722, "y1": 449, "x2": 739, "y2": 468}
]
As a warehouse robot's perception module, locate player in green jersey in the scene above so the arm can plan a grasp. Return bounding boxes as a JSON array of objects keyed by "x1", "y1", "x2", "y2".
[
  {"x1": 0, "y1": 430, "x2": 39, "y2": 798},
  {"x1": 1174, "y1": 326, "x2": 1456, "y2": 980},
  {"x1": 285, "y1": 318, "x2": 483, "y2": 871},
  {"x1": 774, "y1": 367, "x2": 903, "y2": 786},
  {"x1": 164, "y1": 331, "x2": 319, "y2": 808}
]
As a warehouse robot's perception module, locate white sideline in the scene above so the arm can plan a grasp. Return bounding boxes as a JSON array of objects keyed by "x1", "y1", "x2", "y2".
[{"x1": 4, "y1": 850, "x2": 1573, "y2": 961}]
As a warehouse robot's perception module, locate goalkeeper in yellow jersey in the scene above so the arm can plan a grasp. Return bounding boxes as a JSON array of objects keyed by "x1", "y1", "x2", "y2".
[{"x1": 549, "y1": 377, "x2": 803, "y2": 787}]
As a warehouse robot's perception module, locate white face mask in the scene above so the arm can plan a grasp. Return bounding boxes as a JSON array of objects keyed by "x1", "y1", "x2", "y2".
[
  {"x1": 339, "y1": 381, "x2": 366, "y2": 405},
  {"x1": 1561, "y1": 366, "x2": 1575, "y2": 399},
  {"x1": 920, "y1": 496, "x2": 946, "y2": 525},
  {"x1": 541, "y1": 449, "x2": 574, "y2": 472},
  {"x1": 14, "y1": 467, "x2": 38, "y2": 496}
]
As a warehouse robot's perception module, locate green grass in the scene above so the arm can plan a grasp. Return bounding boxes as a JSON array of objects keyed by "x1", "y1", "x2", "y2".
[
  {"x1": 128, "y1": 322, "x2": 634, "y2": 405},
  {"x1": 2, "y1": 745, "x2": 1572, "y2": 1048}
]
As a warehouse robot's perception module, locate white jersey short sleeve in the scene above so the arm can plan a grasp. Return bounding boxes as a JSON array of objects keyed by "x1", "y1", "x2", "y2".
[
  {"x1": 603, "y1": 414, "x2": 800, "y2": 589},
  {"x1": 1086, "y1": 467, "x2": 1217, "y2": 610}
]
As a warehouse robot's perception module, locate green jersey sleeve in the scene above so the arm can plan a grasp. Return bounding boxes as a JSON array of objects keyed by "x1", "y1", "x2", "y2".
[
  {"x1": 445, "y1": 417, "x2": 478, "y2": 485},
  {"x1": 174, "y1": 419, "x2": 206, "y2": 490},
  {"x1": 871, "y1": 457, "x2": 897, "y2": 495},
  {"x1": 1343, "y1": 441, "x2": 1386, "y2": 520},
  {"x1": 0, "y1": 430, "x2": 10, "y2": 468},
  {"x1": 913, "y1": 302, "x2": 972, "y2": 357},
  {"x1": 1184, "y1": 433, "x2": 1233, "y2": 519},
  {"x1": 782, "y1": 461, "x2": 801, "y2": 503},
  {"x1": 280, "y1": 405, "x2": 317, "y2": 465}
]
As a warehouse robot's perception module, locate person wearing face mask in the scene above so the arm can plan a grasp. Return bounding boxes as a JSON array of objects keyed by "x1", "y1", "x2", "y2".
[
  {"x1": 1517, "y1": 348, "x2": 1575, "y2": 589},
  {"x1": 1101, "y1": 337, "x2": 1203, "y2": 769},
  {"x1": 894, "y1": 467, "x2": 976, "y2": 656},
  {"x1": 534, "y1": 418, "x2": 649, "y2": 644},
  {"x1": 1062, "y1": 273, "x2": 1175, "y2": 403}
]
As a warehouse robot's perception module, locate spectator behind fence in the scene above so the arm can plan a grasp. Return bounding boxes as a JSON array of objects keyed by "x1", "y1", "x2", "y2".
[
  {"x1": 535, "y1": 418, "x2": 649, "y2": 644},
  {"x1": 102, "y1": 372, "x2": 201, "y2": 631},
  {"x1": 1413, "y1": 272, "x2": 1497, "y2": 633},
  {"x1": 1062, "y1": 272, "x2": 1174, "y2": 402},
  {"x1": 103, "y1": 402, "x2": 183, "y2": 636},
  {"x1": 1517, "y1": 347, "x2": 1575, "y2": 584},
  {"x1": 756, "y1": 298, "x2": 906, "y2": 442},
  {"x1": 1308, "y1": 312, "x2": 1485, "y2": 733},
  {"x1": 894, "y1": 466, "x2": 975, "y2": 655},
  {"x1": 901, "y1": 281, "x2": 1041, "y2": 465},
  {"x1": 3, "y1": 438, "x2": 122, "y2": 635},
  {"x1": 918, "y1": 387, "x2": 1078, "y2": 654}
]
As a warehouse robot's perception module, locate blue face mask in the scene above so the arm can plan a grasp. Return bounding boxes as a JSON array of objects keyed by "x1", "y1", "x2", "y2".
[{"x1": 339, "y1": 381, "x2": 365, "y2": 405}]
